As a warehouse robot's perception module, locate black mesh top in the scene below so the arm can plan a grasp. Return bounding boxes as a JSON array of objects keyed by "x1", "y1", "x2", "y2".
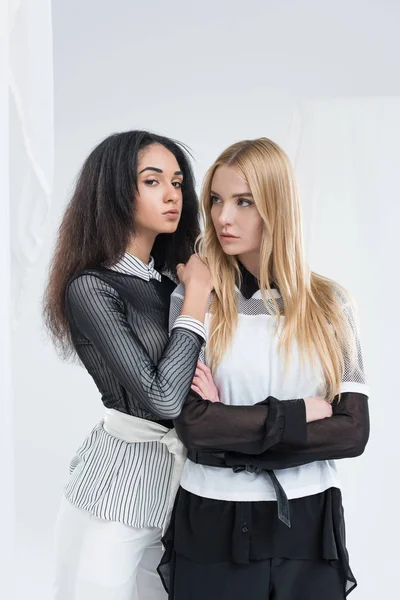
[{"x1": 65, "y1": 266, "x2": 205, "y2": 422}]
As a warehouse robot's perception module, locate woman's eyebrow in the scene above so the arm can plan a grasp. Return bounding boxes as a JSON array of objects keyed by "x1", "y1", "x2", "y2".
[
  {"x1": 138, "y1": 167, "x2": 183, "y2": 176},
  {"x1": 232, "y1": 192, "x2": 253, "y2": 198},
  {"x1": 210, "y1": 191, "x2": 253, "y2": 198}
]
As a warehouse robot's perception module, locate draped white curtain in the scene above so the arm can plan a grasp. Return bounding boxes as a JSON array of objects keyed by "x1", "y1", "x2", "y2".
[
  {"x1": 1, "y1": 1, "x2": 53, "y2": 597},
  {"x1": 0, "y1": 1, "x2": 14, "y2": 596},
  {"x1": 9, "y1": 0, "x2": 54, "y2": 318},
  {"x1": 286, "y1": 98, "x2": 400, "y2": 596}
]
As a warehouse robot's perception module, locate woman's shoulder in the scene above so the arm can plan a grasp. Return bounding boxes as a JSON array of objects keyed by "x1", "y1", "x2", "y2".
[
  {"x1": 170, "y1": 283, "x2": 213, "y2": 315},
  {"x1": 332, "y1": 282, "x2": 353, "y2": 308},
  {"x1": 318, "y1": 277, "x2": 361, "y2": 335},
  {"x1": 171, "y1": 282, "x2": 185, "y2": 299},
  {"x1": 312, "y1": 272, "x2": 354, "y2": 309},
  {"x1": 66, "y1": 268, "x2": 123, "y2": 308},
  {"x1": 170, "y1": 282, "x2": 213, "y2": 303},
  {"x1": 67, "y1": 267, "x2": 117, "y2": 289}
]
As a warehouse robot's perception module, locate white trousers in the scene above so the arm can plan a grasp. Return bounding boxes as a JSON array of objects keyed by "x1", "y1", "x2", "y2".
[{"x1": 53, "y1": 497, "x2": 167, "y2": 600}]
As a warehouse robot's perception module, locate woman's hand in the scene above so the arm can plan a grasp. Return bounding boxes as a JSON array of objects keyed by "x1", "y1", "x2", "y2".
[
  {"x1": 176, "y1": 254, "x2": 213, "y2": 294},
  {"x1": 191, "y1": 361, "x2": 220, "y2": 402},
  {"x1": 304, "y1": 397, "x2": 333, "y2": 423}
]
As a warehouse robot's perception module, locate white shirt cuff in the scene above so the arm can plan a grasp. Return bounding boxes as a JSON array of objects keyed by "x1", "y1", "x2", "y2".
[{"x1": 171, "y1": 316, "x2": 207, "y2": 343}]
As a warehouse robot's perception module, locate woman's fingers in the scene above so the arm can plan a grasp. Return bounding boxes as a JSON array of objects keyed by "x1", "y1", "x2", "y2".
[
  {"x1": 191, "y1": 384, "x2": 203, "y2": 397},
  {"x1": 192, "y1": 375, "x2": 207, "y2": 390},
  {"x1": 176, "y1": 263, "x2": 185, "y2": 283},
  {"x1": 205, "y1": 368, "x2": 215, "y2": 387},
  {"x1": 196, "y1": 361, "x2": 210, "y2": 374},
  {"x1": 196, "y1": 362, "x2": 213, "y2": 383},
  {"x1": 194, "y1": 368, "x2": 208, "y2": 385},
  {"x1": 192, "y1": 361, "x2": 219, "y2": 403},
  {"x1": 196, "y1": 361, "x2": 217, "y2": 390}
]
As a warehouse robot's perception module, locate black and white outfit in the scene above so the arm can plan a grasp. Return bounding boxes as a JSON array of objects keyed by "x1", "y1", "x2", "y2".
[
  {"x1": 160, "y1": 263, "x2": 369, "y2": 600},
  {"x1": 53, "y1": 253, "x2": 206, "y2": 600}
]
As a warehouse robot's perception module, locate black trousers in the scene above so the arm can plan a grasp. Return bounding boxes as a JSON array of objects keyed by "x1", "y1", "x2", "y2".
[{"x1": 172, "y1": 554, "x2": 345, "y2": 600}]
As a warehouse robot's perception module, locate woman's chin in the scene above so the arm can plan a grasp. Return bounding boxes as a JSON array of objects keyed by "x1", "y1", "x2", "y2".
[
  {"x1": 157, "y1": 222, "x2": 180, "y2": 235},
  {"x1": 219, "y1": 244, "x2": 239, "y2": 256}
]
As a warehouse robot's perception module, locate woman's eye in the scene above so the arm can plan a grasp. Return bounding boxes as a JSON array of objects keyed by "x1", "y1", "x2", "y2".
[
  {"x1": 237, "y1": 198, "x2": 252, "y2": 207},
  {"x1": 211, "y1": 195, "x2": 221, "y2": 204},
  {"x1": 172, "y1": 181, "x2": 183, "y2": 188},
  {"x1": 144, "y1": 179, "x2": 158, "y2": 186}
]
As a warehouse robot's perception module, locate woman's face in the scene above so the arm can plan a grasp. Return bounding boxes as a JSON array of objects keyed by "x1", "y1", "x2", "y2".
[
  {"x1": 134, "y1": 143, "x2": 183, "y2": 236},
  {"x1": 210, "y1": 165, "x2": 263, "y2": 258}
]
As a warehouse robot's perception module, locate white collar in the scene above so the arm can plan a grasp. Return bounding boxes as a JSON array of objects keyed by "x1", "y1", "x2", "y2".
[{"x1": 110, "y1": 253, "x2": 162, "y2": 282}]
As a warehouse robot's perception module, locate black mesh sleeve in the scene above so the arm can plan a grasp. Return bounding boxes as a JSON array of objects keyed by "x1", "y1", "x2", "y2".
[
  {"x1": 224, "y1": 392, "x2": 369, "y2": 470},
  {"x1": 66, "y1": 274, "x2": 204, "y2": 419},
  {"x1": 174, "y1": 394, "x2": 307, "y2": 454}
]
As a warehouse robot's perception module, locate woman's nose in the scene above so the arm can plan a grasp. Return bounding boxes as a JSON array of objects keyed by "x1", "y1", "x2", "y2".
[
  {"x1": 219, "y1": 205, "x2": 234, "y2": 226},
  {"x1": 164, "y1": 185, "x2": 180, "y2": 203}
]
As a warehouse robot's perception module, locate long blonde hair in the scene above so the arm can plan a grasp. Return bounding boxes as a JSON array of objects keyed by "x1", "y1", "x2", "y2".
[{"x1": 198, "y1": 138, "x2": 356, "y2": 401}]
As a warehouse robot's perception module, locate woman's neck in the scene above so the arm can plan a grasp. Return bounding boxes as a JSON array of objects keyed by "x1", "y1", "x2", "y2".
[
  {"x1": 126, "y1": 232, "x2": 156, "y2": 264},
  {"x1": 237, "y1": 252, "x2": 260, "y2": 279}
]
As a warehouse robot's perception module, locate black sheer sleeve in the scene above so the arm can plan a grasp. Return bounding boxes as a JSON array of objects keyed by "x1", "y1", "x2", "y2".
[
  {"x1": 170, "y1": 285, "x2": 306, "y2": 454},
  {"x1": 174, "y1": 393, "x2": 307, "y2": 454},
  {"x1": 170, "y1": 284, "x2": 369, "y2": 462},
  {"x1": 66, "y1": 273, "x2": 204, "y2": 419},
  {"x1": 223, "y1": 392, "x2": 369, "y2": 470}
]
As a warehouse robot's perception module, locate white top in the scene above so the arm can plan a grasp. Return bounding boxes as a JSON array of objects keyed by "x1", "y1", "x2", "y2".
[{"x1": 170, "y1": 281, "x2": 369, "y2": 503}]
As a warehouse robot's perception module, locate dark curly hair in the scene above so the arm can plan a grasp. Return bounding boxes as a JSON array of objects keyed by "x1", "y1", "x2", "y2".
[{"x1": 43, "y1": 130, "x2": 200, "y2": 356}]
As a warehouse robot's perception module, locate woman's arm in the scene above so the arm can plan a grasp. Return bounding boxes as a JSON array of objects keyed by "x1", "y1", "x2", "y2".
[
  {"x1": 181, "y1": 291, "x2": 369, "y2": 465},
  {"x1": 170, "y1": 285, "x2": 313, "y2": 453},
  {"x1": 223, "y1": 294, "x2": 370, "y2": 467},
  {"x1": 174, "y1": 393, "x2": 308, "y2": 453},
  {"x1": 67, "y1": 273, "x2": 207, "y2": 419},
  {"x1": 223, "y1": 392, "x2": 369, "y2": 470}
]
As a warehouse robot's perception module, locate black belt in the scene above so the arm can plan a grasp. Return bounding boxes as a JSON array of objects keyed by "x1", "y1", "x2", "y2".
[{"x1": 187, "y1": 450, "x2": 291, "y2": 528}]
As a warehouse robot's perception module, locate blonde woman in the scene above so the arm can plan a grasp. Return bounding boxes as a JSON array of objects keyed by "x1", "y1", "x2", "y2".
[{"x1": 159, "y1": 138, "x2": 369, "y2": 600}]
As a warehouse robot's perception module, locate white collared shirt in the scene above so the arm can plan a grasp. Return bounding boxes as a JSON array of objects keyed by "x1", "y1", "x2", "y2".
[{"x1": 110, "y1": 252, "x2": 162, "y2": 282}]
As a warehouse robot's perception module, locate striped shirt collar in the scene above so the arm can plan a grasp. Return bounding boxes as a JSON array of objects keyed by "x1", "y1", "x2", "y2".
[{"x1": 110, "y1": 252, "x2": 162, "y2": 282}]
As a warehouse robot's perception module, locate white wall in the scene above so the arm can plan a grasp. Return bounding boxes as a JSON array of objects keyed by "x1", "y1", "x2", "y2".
[
  {"x1": 1, "y1": 2, "x2": 15, "y2": 598},
  {"x1": 14, "y1": 1, "x2": 400, "y2": 598}
]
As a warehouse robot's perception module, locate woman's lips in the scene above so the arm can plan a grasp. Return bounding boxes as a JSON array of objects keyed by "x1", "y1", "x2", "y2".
[
  {"x1": 163, "y1": 210, "x2": 180, "y2": 219},
  {"x1": 220, "y1": 233, "x2": 239, "y2": 241}
]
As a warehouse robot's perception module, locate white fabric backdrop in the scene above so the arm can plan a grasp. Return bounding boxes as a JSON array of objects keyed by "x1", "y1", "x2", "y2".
[
  {"x1": 286, "y1": 98, "x2": 400, "y2": 596},
  {"x1": 9, "y1": 0, "x2": 54, "y2": 319},
  {"x1": 1, "y1": 1, "x2": 53, "y2": 598},
  {"x1": 1, "y1": 1, "x2": 14, "y2": 597}
]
